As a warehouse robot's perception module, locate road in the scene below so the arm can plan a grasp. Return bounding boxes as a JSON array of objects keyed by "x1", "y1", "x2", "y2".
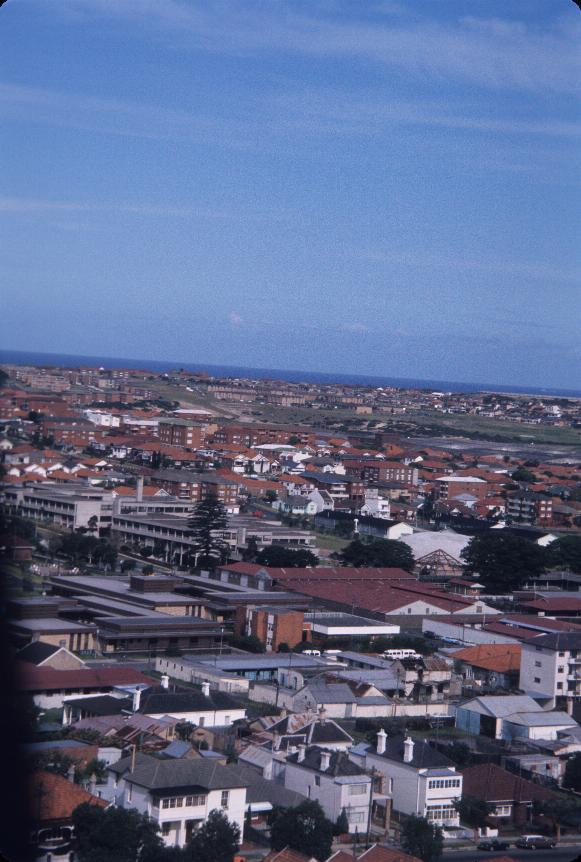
[{"x1": 443, "y1": 845, "x2": 581, "y2": 862}]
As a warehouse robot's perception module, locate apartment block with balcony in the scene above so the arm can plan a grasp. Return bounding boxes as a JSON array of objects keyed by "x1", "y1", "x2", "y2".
[{"x1": 519, "y1": 632, "x2": 581, "y2": 707}]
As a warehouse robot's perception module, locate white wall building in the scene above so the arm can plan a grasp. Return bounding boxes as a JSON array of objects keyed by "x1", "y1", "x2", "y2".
[
  {"x1": 350, "y1": 731, "x2": 462, "y2": 827},
  {"x1": 107, "y1": 752, "x2": 247, "y2": 848}
]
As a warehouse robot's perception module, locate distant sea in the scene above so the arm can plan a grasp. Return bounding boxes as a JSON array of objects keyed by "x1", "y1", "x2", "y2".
[{"x1": 1, "y1": 348, "x2": 579, "y2": 398}]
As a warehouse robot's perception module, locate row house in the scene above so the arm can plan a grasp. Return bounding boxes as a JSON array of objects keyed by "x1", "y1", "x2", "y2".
[
  {"x1": 150, "y1": 469, "x2": 240, "y2": 510},
  {"x1": 344, "y1": 459, "x2": 418, "y2": 487}
]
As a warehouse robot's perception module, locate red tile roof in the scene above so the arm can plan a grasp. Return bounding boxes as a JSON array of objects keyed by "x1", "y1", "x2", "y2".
[
  {"x1": 29, "y1": 771, "x2": 107, "y2": 824},
  {"x1": 16, "y1": 663, "x2": 154, "y2": 693},
  {"x1": 450, "y1": 644, "x2": 521, "y2": 673},
  {"x1": 461, "y1": 763, "x2": 556, "y2": 804}
]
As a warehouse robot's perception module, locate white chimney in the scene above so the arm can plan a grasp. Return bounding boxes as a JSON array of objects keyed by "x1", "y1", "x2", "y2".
[
  {"x1": 320, "y1": 750, "x2": 331, "y2": 771},
  {"x1": 160, "y1": 674, "x2": 169, "y2": 690},
  {"x1": 318, "y1": 706, "x2": 327, "y2": 725},
  {"x1": 132, "y1": 688, "x2": 142, "y2": 712},
  {"x1": 297, "y1": 743, "x2": 306, "y2": 763},
  {"x1": 376, "y1": 728, "x2": 387, "y2": 755},
  {"x1": 403, "y1": 736, "x2": 414, "y2": 763},
  {"x1": 201, "y1": 680, "x2": 210, "y2": 697}
]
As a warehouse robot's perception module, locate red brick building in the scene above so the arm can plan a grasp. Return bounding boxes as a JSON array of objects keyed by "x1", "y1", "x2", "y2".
[
  {"x1": 235, "y1": 606, "x2": 305, "y2": 651},
  {"x1": 158, "y1": 418, "x2": 208, "y2": 448}
]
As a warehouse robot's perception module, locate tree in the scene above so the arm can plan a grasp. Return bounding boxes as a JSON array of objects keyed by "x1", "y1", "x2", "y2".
[
  {"x1": 72, "y1": 802, "x2": 166, "y2": 862},
  {"x1": 185, "y1": 808, "x2": 240, "y2": 862},
  {"x1": 270, "y1": 800, "x2": 334, "y2": 861},
  {"x1": 339, "y1": 537, "x2": 415, "y2": 571},
  {"x1": 255, "y1": 546, "x2": 319, "y2": 567},
  {"x1": 28, "y1": 749, "x2": 75, "y2": 777},
  {"x1": 512, "y1": 467, "x2": 537, "y2": 483},
  {"x1": 229, "y1": 633, "x2": 264, "y2": 653},
  {"x1": 564, "y1": 752, "x2": 581, "y2": 791},
  {"x1": 453, "y1": 795, "x2": 491, "y2": 827},
  {"x1": 87, "y1": 515, "x2": 99, "y2": 533},
  {"x1": 187, "y1": 495, "x2": 230, "y2": 570},
  {"x1": 461, "y1": 531, "x2": 547, "y2": 593},
  {"x1": 533, "y1": 797, "x2": 580, "y2": 841},
  {"x1": 546, "y1": 535, "x2": 581, "y2": 574},
  {"x1": 175, "y1": 721, "x2": 195, "y2": 741},
  {"x1": 401, "y1": 815, "x2": 444, "y2": 862},
  {"x1": 334, "y1": 808, "x2": 350, "y2": 836},
  {"x1": 121, "y1": 559, "x2": 136, "y2": 573},
  {"x1": 241, "y1": 535, "x2": 259, "y2": 562},
  {"x1": 264, "y1": 490, "x2": 278, "y2": 503}
]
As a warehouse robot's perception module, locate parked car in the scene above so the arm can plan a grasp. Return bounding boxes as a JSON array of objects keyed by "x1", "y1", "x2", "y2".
[
  {"x1": 515, "y1": 835, "x2": 557, "y2": 849},
  {"x1": 477, "y1": 839, "x2": 510, "y2": 851}
]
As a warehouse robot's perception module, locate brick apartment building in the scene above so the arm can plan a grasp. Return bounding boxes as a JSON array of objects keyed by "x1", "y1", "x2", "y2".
[
  {"x1": 158, "y1": 418, "x2": 208, "y2": 448},
  {"x1": 434, "y1": 475, "x2": 488, "y2": 501},
  {"x1": 507, "y1": 491, "x2": 553, "y2": 526},
  {"x1": 211, "y1": 424, "x2": 314, "y2": 448},
  {"x1": 344, "y1": 458, "x2": 418, "y2": 486},
  {"x1": 150, "y1": 469, "x2": 240, "y2": 509},
  {"x1": 235, "y1": 605, "x2": 305, "y2": 651}
]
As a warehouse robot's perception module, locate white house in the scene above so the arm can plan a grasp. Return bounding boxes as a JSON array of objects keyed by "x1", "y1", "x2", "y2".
[
  {"x1": 140, "y1": 679, "x2": 247, "y2": 727},
  {"x1": 107, "y1": 752, "x2": 247, "y2": 847},
  {"x1": 283, "y1": 745, "x2": 372, "y2": 833},
  {"x1": 350, "y1": 731, "x2": 462, "y2": 827}
]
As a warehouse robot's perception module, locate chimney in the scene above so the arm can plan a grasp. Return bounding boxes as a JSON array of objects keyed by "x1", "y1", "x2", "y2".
[
  {"x1": 132, "y1": 687, "x2": 142, "y2": 712},
  {"x1": 318, "y1": 706, "x2": 327, "y2": 725},
  {"x1": 297, "y1": 743, "x2": 306, "y2": 763},
  {"x1": 376, "y1": 728, "x2": 387, "y2": 756},
  {"x1": 160, "y1": 674, "x2": 169, "y2": 690},
  {"x1": 201, "y1": 680, "x2": 210, "y2": 697},
  {"x1": 67, "y1": 764, "x2": 75, "y2": 784},
  {"x1": 136, "y1": 477, "x2": 144, "y2": 502},
  {"x1": 320, "y1": 750, "x2": 331, "y2": 771},
  {"x1": 403, "y1": 736, "x2": 415, "y2": 763},
  {"x1": 87, "y1": 773, "x2": 97, "y2": 795}
]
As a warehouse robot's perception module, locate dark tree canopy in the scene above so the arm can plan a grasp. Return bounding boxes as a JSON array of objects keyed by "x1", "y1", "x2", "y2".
[
  {"x1": 185, "y1": 808, "x2": 240, "y2": 862},
  {"x1": 339, "y1": 537, "x2": 415, "y2": 571},
  {"x1": 72, "y1": 803, "x2": 165, "y2": 862},
  {"x1": 270, "y1": 800, "x2": 334, "y2": 861},
  {"x1": 187, "y1": 495, "x2": 230, "y2": 569},
  {"x1": 461, "y1": 531, "x2": 547, "y2": 592},
  {"x1": 564, "y1": 752, "x2": 581, "y2": 792},
  {"x1": 255, "y1": 546, "x2": 319, "y2": 567},
  {"x1": 546, "y1": 535, "x2": 581, "y2": 574},
  {"x1": 401, "y1": 815, "x2": 444, "y2": 862},
  {"x1": 511, "y1": 467, "x2": 537, "y2": 483}
]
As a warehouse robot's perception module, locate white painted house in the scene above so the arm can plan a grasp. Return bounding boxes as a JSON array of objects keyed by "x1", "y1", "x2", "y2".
[
  {"x1": 140, "y1": 679, "x2": 247, "y2": 727},
  {"x1": 350, "y1": 731, "x2": 462, "y2": 827},
  {"x1": 283, "y1": 745, "x2": 372, "y2": 833},
  {"x1": 107, "y1": 752, "x2": 247, "y2": 848}
]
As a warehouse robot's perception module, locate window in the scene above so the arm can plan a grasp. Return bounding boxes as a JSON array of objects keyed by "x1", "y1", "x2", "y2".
[
  {"x1": 162, "y1": 797, "x2": 183, "y2": 809},
  {"x1": 557, "y1": 682, "x2": 563, "y2": 690},
  {"x1": 535, "y1": 661, "x2": 542, "y2": 668},
  {"x1": 185, "y1": 795, "x2": 205, "y2": 807},
  {"x1": 534, "y1": 677, "x2": 541, "y2": 684},
  {"x1": 315, "y1": 776, "x2": 321, "y2": 786},
  {"x1": 221, "y1": 791, "x2": 229, "y2": 809},
  {"x1": 162, "y1": 823, "x2": 171, "y2": 836},
  {"x1": 348, "y1": 811, "x2": 365, "y2": 823},
  {"x1": 558, "y1": 666, "x2": 565, "y2": 673},
  {"x1": 348, "y1": 784, "x2": 367, "y2": 796},
  {"x1": 493, "y1": 805, "x2": 511, "y2": 817},
  {"x1": 224, "y1": 716, "x2": 230, "y2": 724},
  {"x1": 198, "y1": 717, "x2": 205, "y2": 727}
]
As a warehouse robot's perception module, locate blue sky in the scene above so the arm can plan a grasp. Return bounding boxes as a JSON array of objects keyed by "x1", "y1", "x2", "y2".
[{"x1": 1, "y1": 0, "x2": 580, "y2": 389}]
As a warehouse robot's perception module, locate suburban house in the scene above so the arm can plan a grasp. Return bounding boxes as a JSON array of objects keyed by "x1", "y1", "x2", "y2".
[
  {"x1": 461, "y1": 762, "x2": 557, "y2": 825},
  {"x1": 29, "y1": 770, "x2": 108, "y2": 858},
  {"x1": 450, "y1": 644, "x2": 521, "y2": 690},
  {"x1": 16, "y1": 640, "x2": 86, "y2": 670},
  {"x1": 282, "y1": 746, "x2": 373, "y2": 834},
  {"x1": 350, "y1": 732, "x2": 462, "y2": 827},
  {"x1": 107, "y1": 752, "x2": 248, "y2": 848},
  {"x1": 139, "y1": 679, "x2": 247, "y2": 727},
  {"x1": 247, "y1": 710, "x2": 354, "y2": 752}
]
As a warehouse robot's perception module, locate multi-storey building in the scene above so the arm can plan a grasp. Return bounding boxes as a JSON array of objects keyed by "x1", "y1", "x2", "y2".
[
  {"x1": 158, "y1": 418, "x2": 208, "y2": 448},
  {"x1": 519, "y1": 632, "x2": 581, "y2": 708},
  {"x1": 107, "y1": 753, "x2": 247, "y2": 848},
  {"x1": 507, "y1": 491, "x2": 553, "y2": 526},
  {"x1": 235, "y1": 606, "x2": 304, "y2": 651}
]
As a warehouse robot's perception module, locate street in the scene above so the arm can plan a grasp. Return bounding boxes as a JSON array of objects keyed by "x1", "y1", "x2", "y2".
[{"x1": 443, "y1": 845, "x2": 581, "y2": 862}]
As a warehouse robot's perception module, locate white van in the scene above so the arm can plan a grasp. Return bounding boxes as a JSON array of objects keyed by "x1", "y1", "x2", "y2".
[
  {"x1": 302, "y1": 649, "x2": 321, "y2": 657},
  {"x1": 383, "y1": 648, "x2": 421, "y2": 660}
]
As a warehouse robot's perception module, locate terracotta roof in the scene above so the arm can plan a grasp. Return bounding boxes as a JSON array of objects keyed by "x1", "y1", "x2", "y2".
[
  {"x1": 450, "y1": 644, "x2": 521, "y2": 673},
  {"x1": 461, "y1": 763, "x2": 556, "y2": 804},
  {"x1": 16, "y1": 663, "x2": 154, "y2": 693},
  {"x1": 29, "y1": 771, "x2": 107, "y2": 824},
  {"x1": 263, "y1": 849, "x2": 316, "y2": 862}
]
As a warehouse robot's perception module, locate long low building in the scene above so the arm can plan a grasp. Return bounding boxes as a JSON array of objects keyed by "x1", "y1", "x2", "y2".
[{"x1": 111, "y1": 512, "x2": 317, "y2": 564}]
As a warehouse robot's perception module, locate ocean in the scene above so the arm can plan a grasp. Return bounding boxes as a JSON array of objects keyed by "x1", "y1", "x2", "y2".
[{"x1": 0, "y1": 348, "x2": 579, "y2": 398}]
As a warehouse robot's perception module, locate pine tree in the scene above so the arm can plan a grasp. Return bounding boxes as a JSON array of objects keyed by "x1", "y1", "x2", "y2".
[{"x1": 187, "y1": 495, "x2": 230, "y2": 570}]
